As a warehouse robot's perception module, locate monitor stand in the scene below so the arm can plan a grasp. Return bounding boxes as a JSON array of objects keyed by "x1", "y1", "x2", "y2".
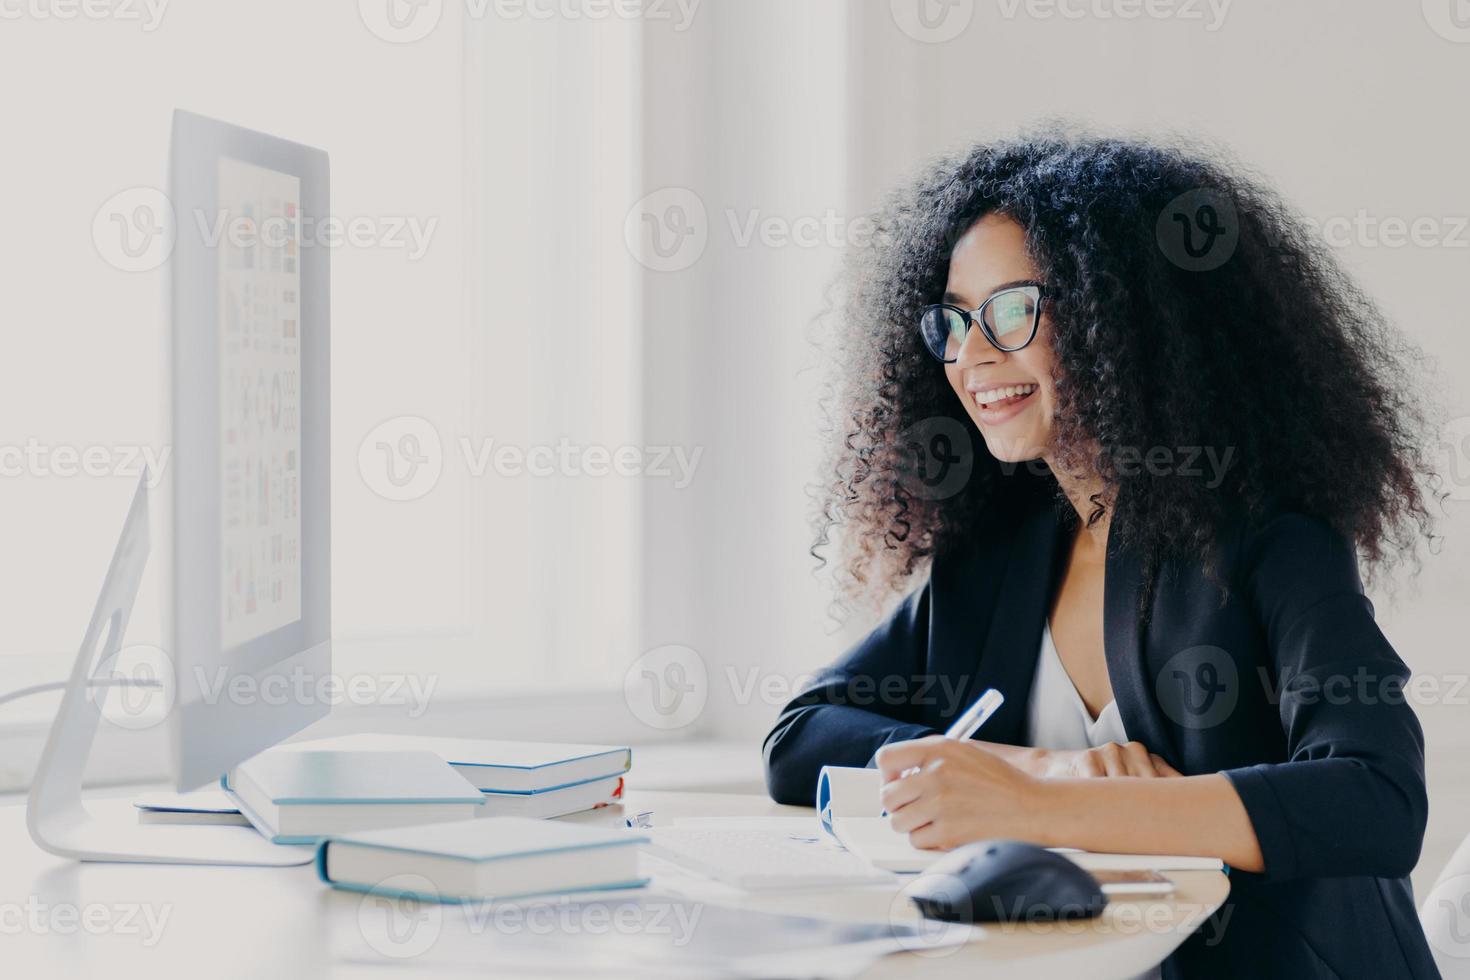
[{"x1": 26, "y1": 475, "x2": 311, "y2": 866}]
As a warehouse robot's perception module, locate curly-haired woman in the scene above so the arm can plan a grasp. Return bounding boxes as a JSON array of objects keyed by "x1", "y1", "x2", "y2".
[{"x1": 763, "y1": 131, "x2": 1441, "y2": 978}]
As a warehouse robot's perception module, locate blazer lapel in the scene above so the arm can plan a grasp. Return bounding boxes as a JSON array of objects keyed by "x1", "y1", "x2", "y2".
[
  {"x1": 1104, "y1": 537, "x2": 1180, "y2": 762},
  {"x1": 959, "y1": 502, "x2": 1066, "y2": 746}
]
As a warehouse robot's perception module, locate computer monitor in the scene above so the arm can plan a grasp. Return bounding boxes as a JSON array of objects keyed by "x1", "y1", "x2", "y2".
[
  {"x1": 166, "y1": 110, "x2": 331, "y2": 790},
  {"x1": 26, "y1": 111, "x2": 332, "y2": 865}
]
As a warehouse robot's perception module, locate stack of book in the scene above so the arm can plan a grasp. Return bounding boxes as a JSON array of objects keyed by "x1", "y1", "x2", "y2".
[
  {"x1": 222, "y1": 749, "x2": 486, "y2": 844},
  {"x1": 289, "y1": 734, "x2": 632, "y2": 819},
  {"x1": 158, "y1": 736, "x2": 636, "y2": 837}
]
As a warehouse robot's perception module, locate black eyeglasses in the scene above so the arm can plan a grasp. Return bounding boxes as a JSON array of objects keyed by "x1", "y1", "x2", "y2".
[{"x1": 918, "y1": 283, "x2": 1046, "y2": 363}]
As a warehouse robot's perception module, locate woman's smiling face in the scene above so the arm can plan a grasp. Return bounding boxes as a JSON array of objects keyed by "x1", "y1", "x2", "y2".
[{"x1": 942, "y1": 213, "x2": 1058, "y2": 464}]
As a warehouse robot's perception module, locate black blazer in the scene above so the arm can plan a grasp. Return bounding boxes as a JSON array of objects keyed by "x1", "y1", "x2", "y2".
[{"x1": 763, "y1": 498, "x2": 1438, "y2": 979}]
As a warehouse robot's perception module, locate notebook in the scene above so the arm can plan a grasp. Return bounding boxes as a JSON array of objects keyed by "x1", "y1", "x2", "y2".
[
  {"x1": 317, "y1": 816, "x2": 647, "y2": 903},
  {"x1": 223, "y1": 749, "x2": 485, "y2": 844},
  {"x1": 286, "y1": 734, "x2": 632, "y2": 793},
  {"x1": 134, "y1": 788, "x2": 251, "y2": 827},
  {"x1": 477, "y1": 775, "x2": 624, "y2": 819}
]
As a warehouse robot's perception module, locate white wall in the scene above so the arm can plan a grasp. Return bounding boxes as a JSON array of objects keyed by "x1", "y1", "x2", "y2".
[
  {"x1": 637, "y1": 0, "x2": 854, "y2": 743},
  {"x1": 0, "y1": 1, "x2": 466, "y2": 678}
]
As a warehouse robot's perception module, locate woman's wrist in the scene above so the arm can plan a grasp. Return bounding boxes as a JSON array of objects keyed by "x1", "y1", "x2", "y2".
[{"x1": 1024, "y1": 777, "x2": 1076, "y2": 848}]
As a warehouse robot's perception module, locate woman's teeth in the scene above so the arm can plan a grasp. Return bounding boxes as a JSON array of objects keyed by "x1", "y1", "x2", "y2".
[{"x1": 974, "y1": 383, "x2": 1037, "y2": 407}]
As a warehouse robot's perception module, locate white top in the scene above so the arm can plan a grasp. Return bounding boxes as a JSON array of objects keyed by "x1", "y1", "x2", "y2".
[
  {"x1": 1025, "y1": 619, "x2": 1129, "y2": 750},
  {"x1": 1025, "y1": 621, "x2": 1163, "y2": 980}
]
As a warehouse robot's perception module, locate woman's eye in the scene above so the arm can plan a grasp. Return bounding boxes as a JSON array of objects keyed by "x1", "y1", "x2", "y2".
[{"x1": 988, "y1": 293, "x2": 1033, "y2": 337}]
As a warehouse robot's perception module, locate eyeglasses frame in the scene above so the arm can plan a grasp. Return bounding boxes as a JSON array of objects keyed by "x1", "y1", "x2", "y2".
[{"x1": 919, "y1": 283, "x2": 1048, "y2": 363}]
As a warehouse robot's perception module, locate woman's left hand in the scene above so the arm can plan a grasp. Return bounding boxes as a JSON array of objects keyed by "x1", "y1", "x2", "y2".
[{"x1": 875, "y1": 736, "x2": 1047, "y2": 851}]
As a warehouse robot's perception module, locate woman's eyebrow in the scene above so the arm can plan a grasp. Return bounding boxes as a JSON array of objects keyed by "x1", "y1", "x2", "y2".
[{"x1": 942, "y1": 278, "x2": 1041, "y2": 308}]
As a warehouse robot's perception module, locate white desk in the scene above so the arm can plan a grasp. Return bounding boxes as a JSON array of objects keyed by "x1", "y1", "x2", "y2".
[{"x1": 0, "y1": 788, "x2": 1228, "y2": 979}]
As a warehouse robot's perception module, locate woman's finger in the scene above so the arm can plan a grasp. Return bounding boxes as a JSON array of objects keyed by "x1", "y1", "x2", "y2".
[
  {"x1": 875, "y1": 736, "x2": 948, "y2": 782},
  {"x1": 879, "y1": 771, "x2": 927, "y2": 813},
  {"x1": 1121, "y1": 741, "x2": 1157, "y2": 777},
  {"x1": 1150, "y1": 753, "x2": 1183, "y2": 777},
  {"x1": 907, "y1": 821, "x2": 947, "y2": 851},
  {"x1": 888, "y1": 796, "x2": 934, "y2": 834}
]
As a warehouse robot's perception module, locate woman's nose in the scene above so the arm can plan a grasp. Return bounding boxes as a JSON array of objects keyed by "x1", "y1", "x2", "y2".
[{"x1": 956, "y1": 321, "x2": 1004, "y2": 366}]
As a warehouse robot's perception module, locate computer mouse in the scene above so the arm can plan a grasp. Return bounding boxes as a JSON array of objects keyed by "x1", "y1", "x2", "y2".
[{"x1": 908, "y1": 839, "x2": 1108, "y2": 924}]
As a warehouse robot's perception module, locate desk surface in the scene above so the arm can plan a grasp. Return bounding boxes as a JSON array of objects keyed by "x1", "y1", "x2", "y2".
[{"x1": 1, "y1": 788, "x2": 1228, "y2": 980}]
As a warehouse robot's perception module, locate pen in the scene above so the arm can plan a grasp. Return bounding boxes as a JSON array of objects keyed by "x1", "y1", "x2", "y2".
[
  {"x1": 945, "y1": 687, "x2": 1005, "y2": 741},
  {"x1": 898, "y1": 688, "x2": 1005, "y2": 780}
]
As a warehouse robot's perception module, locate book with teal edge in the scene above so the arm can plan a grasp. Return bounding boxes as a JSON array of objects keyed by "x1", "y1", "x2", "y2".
[
  {"x1": 287, "y1": 734, "x2": 631, "y2": 793},
  {"x1": 316, "y1": 816, "x2": 649, "y2": 903},
  {"x1": 222, "y1": 749, "x2": 485, "y2": 845}
]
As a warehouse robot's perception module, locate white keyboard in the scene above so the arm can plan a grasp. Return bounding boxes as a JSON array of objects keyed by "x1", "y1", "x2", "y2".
[{"x1": 643, "y1": 827, "x2": 896, "y2": 891}]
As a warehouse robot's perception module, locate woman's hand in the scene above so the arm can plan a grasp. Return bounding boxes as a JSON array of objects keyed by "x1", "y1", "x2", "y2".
[
  {"x1": 1037, "y1": 742, "x2": 1181, "y2": 779},
  {"x1": 875, "y1": 736, "x2": 1048, "y2": 851},
  {"x1": 875, "y1": 737, "x2": 1186, "y2": 852}
]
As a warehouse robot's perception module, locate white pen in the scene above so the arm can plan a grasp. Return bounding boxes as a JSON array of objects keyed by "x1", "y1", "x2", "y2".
[
  {"x1": 945, "y1": 687, "x2": 1005, "y2": 741},
  {"x1": 898, "y1": 688, "x2": 1006, "y2": 780}
]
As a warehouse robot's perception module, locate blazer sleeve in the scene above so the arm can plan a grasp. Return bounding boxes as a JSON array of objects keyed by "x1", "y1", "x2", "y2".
[
  {"x1": 1221, "y1": 512, "x2": 1429, "y2": 881},
  {"x1": 762, "y1": 582, "x2": 942, "y2": 805}
]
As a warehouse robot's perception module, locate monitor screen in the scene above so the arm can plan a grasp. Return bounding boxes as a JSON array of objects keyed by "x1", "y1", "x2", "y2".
[{"x1": 217, "y1": 156, "x2": 302, "y2": 649}]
